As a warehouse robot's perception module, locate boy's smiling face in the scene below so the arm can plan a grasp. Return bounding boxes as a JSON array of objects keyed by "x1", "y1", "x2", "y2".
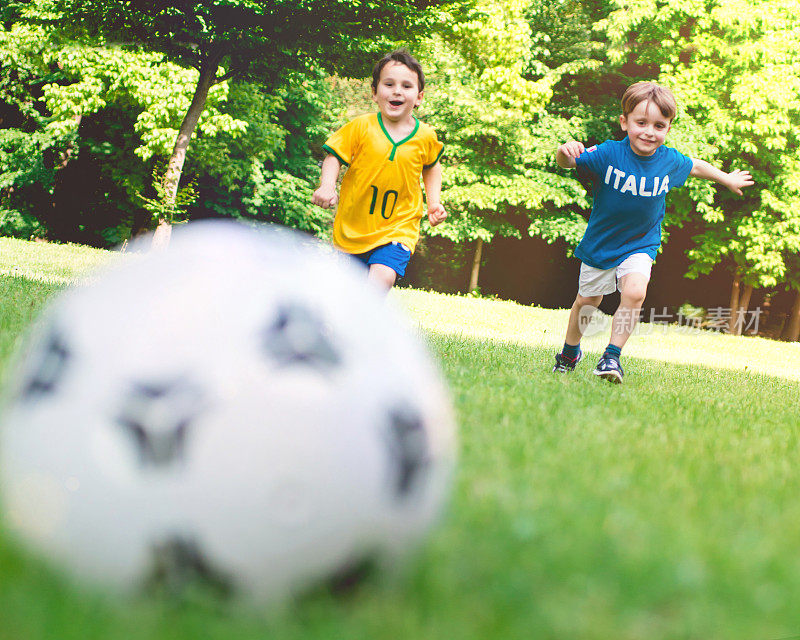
[
  {"x1": 620, "y1": 100, "x2": 672, "y2": 156},
  {"x1": 372, "y1": 61, "x2": 423, "y2": 124}
]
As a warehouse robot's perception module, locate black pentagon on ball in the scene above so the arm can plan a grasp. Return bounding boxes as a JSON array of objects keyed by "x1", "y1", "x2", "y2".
[
  {"x1": 326, "y1": 555, "x2": 378, "y2": 595},
  {"x1": 144, "y1": 535, "x2": 233, "y2": 599},
  {"x1": 384, "y1": 405, "x2": 431, "y2": 500},
  {"x1": 116, "y1": 379, "x2": 205, "y2": 468},
  {"x1": 261, "y1": 302, "x2": 341, "y2": 370},
  {"x1": 19, "y1": 329, "x2": 71, "y2": 402}
]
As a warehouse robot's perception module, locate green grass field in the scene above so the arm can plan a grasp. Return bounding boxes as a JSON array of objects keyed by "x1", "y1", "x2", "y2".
[{"x1": 2, "y1": 236, "x2": 800, "y2": 640}]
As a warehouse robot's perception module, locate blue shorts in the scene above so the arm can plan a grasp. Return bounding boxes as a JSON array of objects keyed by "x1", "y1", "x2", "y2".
[{"x1": 350, "y1": 242, "x2": 412, "y2": 277}]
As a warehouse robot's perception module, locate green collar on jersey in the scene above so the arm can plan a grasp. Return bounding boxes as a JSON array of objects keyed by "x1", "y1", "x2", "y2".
[{"x1": 377, "y1": 113, "x2": 420, "y2": 161}]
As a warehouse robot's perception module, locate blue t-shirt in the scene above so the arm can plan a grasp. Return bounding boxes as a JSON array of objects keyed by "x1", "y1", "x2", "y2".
[{"x1": 574, "y1": 137, "x2": 693, "y2": 269}]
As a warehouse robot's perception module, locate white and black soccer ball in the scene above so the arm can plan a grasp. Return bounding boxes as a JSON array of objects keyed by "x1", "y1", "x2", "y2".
[{"x1": 0, "y1": 221, "x2": 456, "y2": 602}]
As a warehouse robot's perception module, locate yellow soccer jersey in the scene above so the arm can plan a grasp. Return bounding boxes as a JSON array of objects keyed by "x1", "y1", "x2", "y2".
[{"x1": 323, "y1": 112, "x2": 444, "y2": 254}]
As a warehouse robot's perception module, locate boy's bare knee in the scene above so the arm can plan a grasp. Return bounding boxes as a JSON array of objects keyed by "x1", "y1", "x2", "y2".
[
  {"x1": 619, "y1": 274, "x2": 648, "y2": 307},
  {"x1": 576, "y1": 294, "x2": 603, "y2": 309},
  {"x1": 620, "y1": 279, "x2": 647, "y2": 304},
  {"x1": 621, "y1": 287, "x2": 646, "y2": 307}
]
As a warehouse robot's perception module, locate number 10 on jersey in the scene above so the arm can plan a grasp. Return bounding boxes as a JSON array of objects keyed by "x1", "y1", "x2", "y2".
[{"x1": 368, "y1": 186, "x2": 398, "y2": 219}]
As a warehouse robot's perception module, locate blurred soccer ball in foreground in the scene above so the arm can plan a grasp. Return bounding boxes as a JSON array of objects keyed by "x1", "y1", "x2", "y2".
[{"x1": 0, "y1": 221, "x2": 456, "y2": 601}]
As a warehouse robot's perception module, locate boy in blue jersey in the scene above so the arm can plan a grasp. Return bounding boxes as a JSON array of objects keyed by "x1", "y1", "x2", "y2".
[{"x1": 552, "y1": 81, "x2": 753, "y2": 383}]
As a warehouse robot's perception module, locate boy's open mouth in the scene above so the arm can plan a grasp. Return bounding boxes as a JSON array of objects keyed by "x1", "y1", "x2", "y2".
[{"x1": 389, "y1": 100, "x2": 403, "y2": 107}]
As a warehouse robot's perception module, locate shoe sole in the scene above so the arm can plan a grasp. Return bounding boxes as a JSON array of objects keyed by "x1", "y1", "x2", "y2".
[{"x1": 593, "y1": 369, "x2": 623, "y2": 384}]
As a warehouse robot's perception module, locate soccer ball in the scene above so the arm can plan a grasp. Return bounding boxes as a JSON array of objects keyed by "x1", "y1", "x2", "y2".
[{"x1": 0, "y1": 221, "x2": 456, "y2": 602}]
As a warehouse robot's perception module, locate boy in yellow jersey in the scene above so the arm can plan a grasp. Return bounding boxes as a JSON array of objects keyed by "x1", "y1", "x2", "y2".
[{"x1": 311, "y1": 49, "x2": 446, "y2": 290}]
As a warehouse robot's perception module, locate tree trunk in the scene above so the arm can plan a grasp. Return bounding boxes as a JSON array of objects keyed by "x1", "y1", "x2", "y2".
[
  {"x1": 468, "y1": 238, "x2": 483, "y2": 293},
  {"x1": 151, "y1": 48, "x2": 222, "y2": 250},
  {"x1": 783, "y1": 288, "x2": 800, "y2": 342},
  {"x1": 58, "y1": 115, "x2": 83, "y2": 169},
  {"x1": 774, "y1": 315, "x2": 787, "y2": 340},
  {"x1": 151, "y1": 217, "x2": 174, "y2": 250},
  {"x1": 732, "y1": 284, "x2": 753, "y2": 336},
  {"x1": 759, "y1": 293, "x2": 772, "y2": 337},
  {"x1": 727, "y1": 270, "x2": 741, "y2": 334},
  {"x1": 50, "y1": 115, "x2": 83, "y2": 239}
]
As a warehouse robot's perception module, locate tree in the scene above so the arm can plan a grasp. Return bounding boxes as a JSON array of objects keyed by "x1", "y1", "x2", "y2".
[
  {"x1": 524, "y1": 0, "x2": 629, "y2": 253},
  {"x1": 777, "y1": 215, "x2": 800, "y2": 341},
  {"x1": 421, "y1": 0, "x2": 598, "y2": 292},
  {"x1": 0, "y1": 16, "x2": 67, "y2": 238},
  {"x1": 1, "y1": 13, "x2": 250, "y2": 243},
  {"x1": 39, "y1": 0, "x2": 451, "y2": 246},
  {"x1": 600, "y1": 0, "x2": 800, "y2": 335},
  {"x1": 186, "y1": 72, "x2": 341, "y2": 239}
]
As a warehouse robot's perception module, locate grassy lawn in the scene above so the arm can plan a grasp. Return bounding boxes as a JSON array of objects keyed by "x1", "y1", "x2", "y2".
[
  {"x1": 0, "y1": 238, "x2": 116, "y2": 366},
  {"x1": 2, "y1": 237, "x2": 800, "y2": 639}
]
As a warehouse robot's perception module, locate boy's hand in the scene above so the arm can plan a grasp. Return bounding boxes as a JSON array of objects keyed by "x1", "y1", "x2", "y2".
[
  {"x1": 690, "y1": 159, "x2": 754, "y2": 194},
  {"x1": 559, "y1": 141, "x2": 585, "y2": 158},
  {"x1": 311, "y1": 184, "x2": 338, "y2": 209},
  {"x1": 428, "y1": 203, "x2": 447, "y2": 227},
  {"x1": 556, "y1": 140, "x2": 585, "y2": 168},
  {"x1": 725, "y1": 169, "x2": 754, "y2": 196}
]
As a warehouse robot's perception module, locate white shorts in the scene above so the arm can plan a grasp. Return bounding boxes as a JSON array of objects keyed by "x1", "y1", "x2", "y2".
[{"x1": 578, "y1": 253, "x2": 653, "y2": 297}]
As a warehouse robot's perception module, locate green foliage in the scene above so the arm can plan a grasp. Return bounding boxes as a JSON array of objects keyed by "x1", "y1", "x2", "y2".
[
  {"x1": 0, "y1": 207, "x2": 45, "y2": 238},
  {"x1": 0, "y1": 0, "x2": 450, "y2": 244},
  {"x1": 602, "y1": 0, "x2": 800, "y2": 291},
  {"x1": 185, "y1": 72, "x2": 339, "y2": 238},
  {"x1": 0, "y1": 5, "x2": 347, "y2": 245},
  {"x1": 5, "y1": 0, "x2": 800, "y2": 306},
  {"x1": 36, "y1": 43, "x2": 248, "y2": 160},
  {"x1": 421, "y1": 0, "x2": 598, "y2": 251},
  {"x1": 44, "y1": 0, "x2": 454, "y2": 81},
  {"x1": 36, "y1": 0, "x2": 461, "y2": 239},
  {"x1": 139, "y1": 167, "x2": 198, "y2": 226},
  {"x1": 0, "y1": 129, "x2": 55, "y2": 192},
  {"x1": 0, "y1": 15, "x2": 246, "y2": 243},
  {"x1": 0, "y1": 21, "x2": 67, "y2": 237}
]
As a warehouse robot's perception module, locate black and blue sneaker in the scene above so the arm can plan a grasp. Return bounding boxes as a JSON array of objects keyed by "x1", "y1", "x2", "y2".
[
  {"x1": 552, "y1": 349, "x2": 582, "y2": 373},
  {"x1": 593, "y1": 355, "x2": 624, "y2": 384}
]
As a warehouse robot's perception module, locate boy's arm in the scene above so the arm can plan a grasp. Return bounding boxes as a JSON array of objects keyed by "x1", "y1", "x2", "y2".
[
  {"x1": 311, "y1": 154, "x2": 342, "y2": 208},
  {"x1": 422, "y1": 163, "x2": 447, "y2": 227},
  {"x1": 690, "y1": 159, "x2": 754, "y2": 196},
  {"x1": 556, "y1": 141, "x2": 585, "y2": 169}
]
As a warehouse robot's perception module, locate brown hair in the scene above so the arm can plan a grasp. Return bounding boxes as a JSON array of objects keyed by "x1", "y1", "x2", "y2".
[
  {"x1": 371, "y1": 49, "x2": 425, "y2": 93},
  {"x1": 621, "y1": 81, "x2": 677, "y2": 121}
]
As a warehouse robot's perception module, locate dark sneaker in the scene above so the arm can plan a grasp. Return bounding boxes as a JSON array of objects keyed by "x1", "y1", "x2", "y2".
[
  {"x1": 552, "y1": 350, "x2": 582, "y2": 373},
  {"x1": 593, "y1": 355, "x2": 624, "y2": 384}
]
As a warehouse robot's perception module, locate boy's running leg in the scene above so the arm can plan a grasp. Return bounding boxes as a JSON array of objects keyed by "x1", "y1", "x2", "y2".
[
  {"x1": 364, "y1": 242, "x2": 410, "y2": 292},
  {"x1": 609, "y1": 272, "x2": 648, "y2": 349},
  {"x1": 594, "y1": 273, "x2": 648, "y2": 383},
  {"x1": 553, "y1": 294, "x2": 602, "y2": 372},
  {"x1": 368, "y1": 263, "x2": 397, "y2": 290}
]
